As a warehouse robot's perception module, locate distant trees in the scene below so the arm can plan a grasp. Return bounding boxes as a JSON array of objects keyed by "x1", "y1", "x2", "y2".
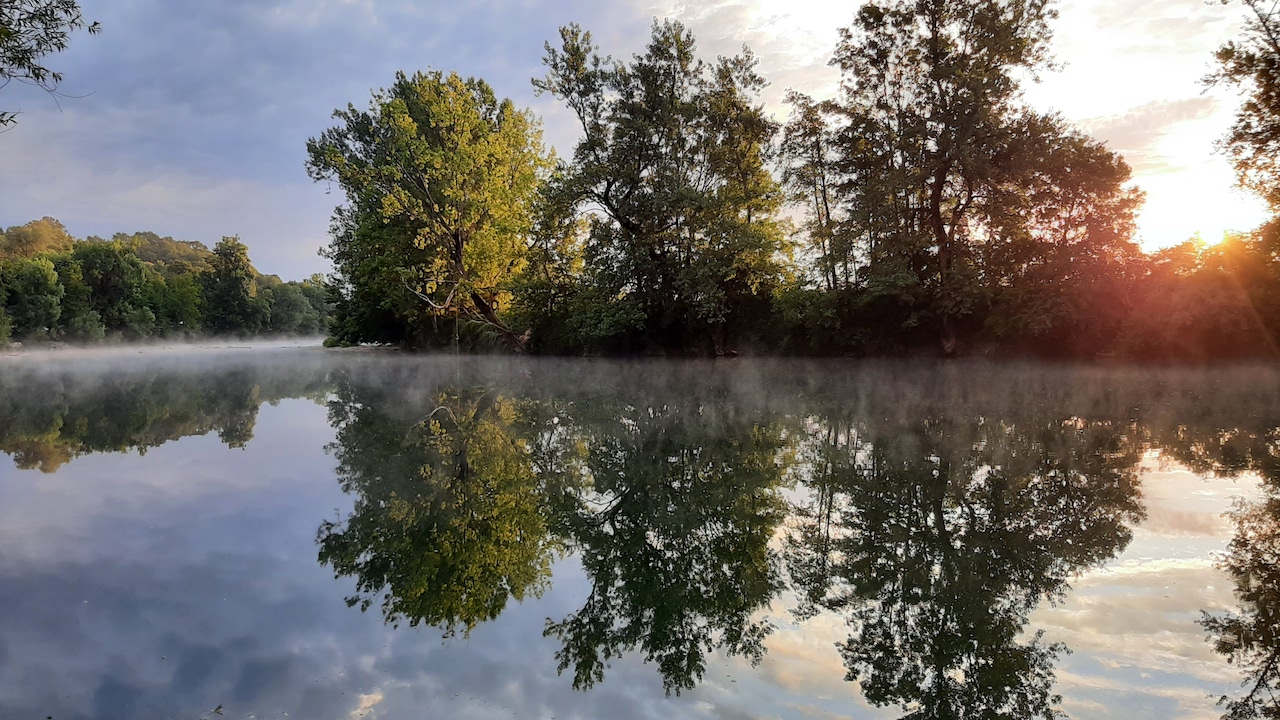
[
  {"x1": 0, "y1": 219, "x2": 331, "y2": 344},
  {"x1": 0, "y1": 216, "x2": 74, "y2": 257},
  {"x1": 1, "y1": 255, "x2": 62, "y2": 336},
  {"x1": 0, "y1": 0, "x2": 100, "y2": 126},
  {"x1": 307, "y1": 70, "x2": 548, "y2": 352}
]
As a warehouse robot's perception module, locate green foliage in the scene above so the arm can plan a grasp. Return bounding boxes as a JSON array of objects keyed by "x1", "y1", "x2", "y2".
[
  {"x1": 69, "y1": 240, "x2": 152, "y2": 332},
  {"x1": 62, "y1": 307, "x2": 104, "y2": 341},
  {"x1": 534, "y1": 21, "x2": 788, "y2": 355},
  {"x1": 111, "y1": 231, "x2": 213, "y2": 272},
  {"x1": 1, "y1": 255, "x2": 63, "y2": 336},
  {"x1": 0, "y1": 217, "x2": 75, "y2": 258},
  {"x1": 263, "y1": 279, "x2": 322, "y2": 335},
  {"x1": 200, "y1": 236, "x2": 270, "y2": 335},
  {"x1": 0, "y1": 0, "x2": 99, "y2": 126},
  {"x1": 0, "y1": 217, "x2": 327, "y2": 343},
  {"x1": 307, "y1": 70, "x2": 547, "y2": 351},
  {"x1": 318, "y1": 380, "x2": 555, "y2": 635}
]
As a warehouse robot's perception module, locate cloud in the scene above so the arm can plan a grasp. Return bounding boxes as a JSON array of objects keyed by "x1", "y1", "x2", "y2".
[
  {"x1": 1083, "y1": 97, "x2": 1218, "y2": 174},
  {"x1": 2, "y1": 0, "x2": 1267, "y2": 270}
]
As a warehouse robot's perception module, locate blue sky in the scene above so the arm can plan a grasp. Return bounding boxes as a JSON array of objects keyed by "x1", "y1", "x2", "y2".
[{"x1": 0, "y1": 0, "x2": 1268, "y2": 278}]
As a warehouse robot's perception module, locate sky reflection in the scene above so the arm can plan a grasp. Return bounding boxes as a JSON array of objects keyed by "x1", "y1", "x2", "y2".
[{"x1": 0, "y1": 351, "x2": 1273, "y2": 719}]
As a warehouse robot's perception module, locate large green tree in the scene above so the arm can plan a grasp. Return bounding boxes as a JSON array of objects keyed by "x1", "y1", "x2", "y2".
[
  {"x1": 307, "y1": 70, "x2": 547, "y2": 351},
  {"x1": 535, "y1": 21, "x2": 788, "y2": 355}
]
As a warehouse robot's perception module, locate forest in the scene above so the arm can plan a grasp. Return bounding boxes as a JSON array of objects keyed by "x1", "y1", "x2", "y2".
[
  {"x1": 301, "y1": 0, "x2": 1280, "y2": 360},
  {"x1": 7, "y1": 0, "x2": 1280, "y2": 358},
  {"x1": 0, "y1": 217, "x2": 332, "y2": 343}
]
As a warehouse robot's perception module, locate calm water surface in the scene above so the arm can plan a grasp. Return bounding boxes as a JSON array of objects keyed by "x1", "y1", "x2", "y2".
[{"x1": 0, "y1": 347, "x2": 1275, "y2": 720}]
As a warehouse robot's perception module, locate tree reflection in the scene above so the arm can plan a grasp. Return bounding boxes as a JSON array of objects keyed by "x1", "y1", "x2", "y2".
[
  {"x1": 317, "y1": 375, "x2": 555, "y2": 637},
  {"x1": 0, "y1": 363, "x2": 325, "y2": 471},
  {"x1": 318, "y1": 367, "x2": 792, "y2": 693},
  {"x1": 1202, "y1": 492, "x2": 1280, "y2": 720},
  {"x1": 542, "y1": 392, "x2": 790, "y2": 694},
  {"x1": 787, "y1": 394, "x2": 1145, "y2": 718},
  {"x1": 1181, "y1": 402, "x2": 1280, "y2": 720},
  {"x1": 316, "y1": 363, "x2": 1168, "y2": 705}
]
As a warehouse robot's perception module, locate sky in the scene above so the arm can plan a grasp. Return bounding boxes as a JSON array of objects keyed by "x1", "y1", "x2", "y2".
[{"x1": 0, "y1": 0, "x2": 1270, "y2": 278}]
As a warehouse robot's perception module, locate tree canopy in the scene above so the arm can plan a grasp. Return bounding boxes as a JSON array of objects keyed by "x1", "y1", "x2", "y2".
[
  {"x1": 0, "y1": 218, "x2": 331, "y2": 345},
  {"x1": 307, "y1": 70, "x2": 548, "y2": 352}
]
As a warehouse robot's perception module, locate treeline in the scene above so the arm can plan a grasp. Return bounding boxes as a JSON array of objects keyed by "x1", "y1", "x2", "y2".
[
  {"x1": 307, "y1": 0, "x2": 1280, "y2": 360},
  {"x1": 0, "y1": 217, "x2": 332, "y2": 344}
]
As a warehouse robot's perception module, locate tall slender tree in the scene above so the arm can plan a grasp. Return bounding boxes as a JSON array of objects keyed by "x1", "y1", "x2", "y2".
[{"x1": 535, "y1": 21, "x2": 788, "y2": 354}]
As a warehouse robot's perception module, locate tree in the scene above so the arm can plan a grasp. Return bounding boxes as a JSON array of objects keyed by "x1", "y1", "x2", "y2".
[
  {"x1": 0, "y1": 216, "x2": 74, "y2": 257},
  {"x1": 262, "y1": 279, "x2": 321, "y2": 335},
  {"x1": 1, "y1": 255, "x2": 63, "y2": 336},
  {"x1": 824, "y1": 0, "x2": 1141, "y2": 354},
  {"x1": 1210, "y1": 0, "x2": 1280, "y2": 210},
  {"x1": 0, "y1": 0, "x2": 99, "y2": 127},
  {"x1": 780, "y1": 92, "x2": 845, "y2": 293},
  {"x1": 113, "y1": 231, "x2": 213, "y2": 272},
  {"x1": 307, "y1": 70, "x2": 547, "y2": 351},
  {"x1": 69, "y1": 239, "x2": 151, "y2": 333},
  {"x1": 200, "y1": 236, "x2": 269, "y2": 335},
  {"x1": 535, "y1": 21, "x2": 789, "y2": 355}
]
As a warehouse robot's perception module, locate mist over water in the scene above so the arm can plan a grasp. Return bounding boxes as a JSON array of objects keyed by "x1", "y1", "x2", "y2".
[{"x1": 0, "y1": 350, "x2": 1275, "y2": 720}]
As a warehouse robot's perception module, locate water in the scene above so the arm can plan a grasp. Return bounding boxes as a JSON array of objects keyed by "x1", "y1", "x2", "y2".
[{"x1": 0, "y1": 348, "x2": 1275, "y2": 720}]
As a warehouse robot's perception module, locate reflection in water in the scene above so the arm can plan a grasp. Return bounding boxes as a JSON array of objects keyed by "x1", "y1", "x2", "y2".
[
  {"x1": 317, "y1": 373, "x2": 555, "y2": 636},
  {"x1": 7, "y1": 356, "x2": 1280, "y2": 718},
  {"x1": 1203, "y1": 494, "x2": 1280, "y2": 720},
  {"x1": 786, "y1": 390, "x2": 1145, "y2": 719},
  {"x1": 314, "y1": 363, "x2": 1165, "y2": 711},
  {"x1": 541, "y1": 390, "x2": 789, "y2": 695},
  {"x1": 318, "y1": 368, "x2": 790, "y2": 693},
  {"x1": 1188, "y1": 405, "x2": 1280, "y2": 720},
  {"x1": 0, "y1": 359, "x2": 330, "y2": 472}
]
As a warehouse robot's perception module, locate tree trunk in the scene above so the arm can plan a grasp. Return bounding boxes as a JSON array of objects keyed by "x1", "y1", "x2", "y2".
[
  {"x1": 930, "y1": 163, "x2": 958, "y2": 356},
  {"x1": 469, "y1": 290, "x2": 528, "y2": 353}
]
